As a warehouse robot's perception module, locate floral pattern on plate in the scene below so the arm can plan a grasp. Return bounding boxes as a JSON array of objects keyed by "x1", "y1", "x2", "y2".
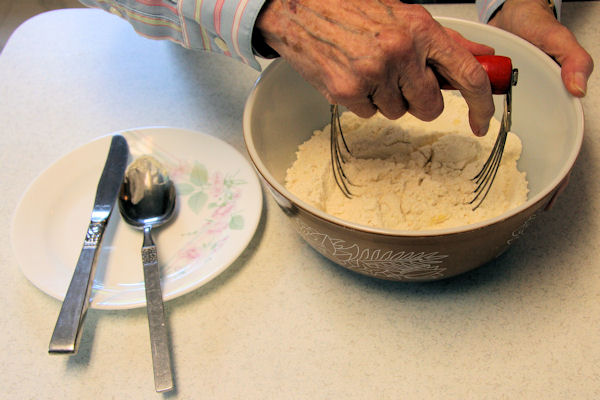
[{"x1": 11, "y1": 127, "x2": 263, "y2": 309}]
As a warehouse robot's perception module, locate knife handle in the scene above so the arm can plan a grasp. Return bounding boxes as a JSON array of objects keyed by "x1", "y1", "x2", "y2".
[
  {"x1": 49, "y1": 220, "x2": 106, "y2": 354},
  {"x1": 438, "y1": 55, "x2": 515, "y2": 95},
  {"x1": 142, "y1": 226, "x2": 174, "y2": 393}
]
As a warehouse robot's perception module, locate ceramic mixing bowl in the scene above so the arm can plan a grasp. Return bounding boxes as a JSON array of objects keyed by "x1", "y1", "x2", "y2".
[{"x1": 243, "y1": 17, "x2": 583, "y2": 281}]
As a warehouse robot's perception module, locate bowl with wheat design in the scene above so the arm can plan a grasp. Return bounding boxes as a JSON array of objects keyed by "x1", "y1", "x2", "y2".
[{"x1": 243, "y1": 18, "x2": 583, "y2": 281}]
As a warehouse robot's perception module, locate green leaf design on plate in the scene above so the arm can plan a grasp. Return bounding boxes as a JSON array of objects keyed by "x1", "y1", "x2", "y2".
[
  {"x1": 176, "y1": 183, "x2": 195, "y2": 196},
  {"x1": 188, "y1": 191, "x2": 208, "y2": 214},
  {"x1": 229, "y1": 215, "x2": 244, "y2": 230},
  {"x1": 190, "y1": 163, "x2": 208, "y2": 186}
]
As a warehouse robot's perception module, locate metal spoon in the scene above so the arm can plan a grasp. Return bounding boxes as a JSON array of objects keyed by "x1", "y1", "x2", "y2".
[{"x1": 118, "y1": 155, "x2": 176, "y2": 393}]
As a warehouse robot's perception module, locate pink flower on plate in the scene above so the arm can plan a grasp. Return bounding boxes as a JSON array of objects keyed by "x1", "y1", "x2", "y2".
[
  {"x1": 207, "y1": 220, "x2": 228, "y2": 235},
  {"x1": 211, "y1": 203, "x2": 234, "y2": 219},
  {"x1": 169, "y1": 163, "x2": 189, "y2": 181},
  {"x1": 180, "y1": 246, "x2": 204, "y2": 261},
  {"x1": 210, "y1": 172, "x2": 224, "y2": 198}
]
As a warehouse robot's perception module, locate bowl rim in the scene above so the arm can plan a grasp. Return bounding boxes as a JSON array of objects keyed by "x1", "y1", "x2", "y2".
[{"x1": 243, "y1": 17, "x2": 584, "y2": 238}]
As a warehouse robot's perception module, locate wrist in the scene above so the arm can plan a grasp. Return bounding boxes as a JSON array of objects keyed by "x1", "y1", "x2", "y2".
[
  {"x1": 252, "y1": 29, "x2": 280, "y2": 59},
  {"x1": 252, "y1": 0, "x2": 280, "y2": 59},
  {"x1": 489, "y1": 0, "x2": 558, "y2": 24}
]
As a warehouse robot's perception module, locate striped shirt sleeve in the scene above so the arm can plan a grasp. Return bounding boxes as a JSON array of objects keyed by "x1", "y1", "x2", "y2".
[
  {"x1": 476, "y1": 0, "x2": 562, "y2": 23},
  {"x1": 79, "y1": 0, "x2": 267, "y2": 70}
]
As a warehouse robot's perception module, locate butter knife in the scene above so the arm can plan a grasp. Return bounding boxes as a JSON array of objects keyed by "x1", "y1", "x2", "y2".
[{"x1": 49, "y1": 134, "x2": 129, "y2": 354}]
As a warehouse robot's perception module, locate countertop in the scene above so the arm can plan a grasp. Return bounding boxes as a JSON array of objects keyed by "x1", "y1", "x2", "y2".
[{"x1": 1, "y1": 3, "x2": 598, "y2": 399}]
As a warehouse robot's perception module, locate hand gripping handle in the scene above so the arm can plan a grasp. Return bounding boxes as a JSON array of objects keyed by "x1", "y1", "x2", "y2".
[{"x1": 438, "y1": 55, "x2": 516, "y2": 95}]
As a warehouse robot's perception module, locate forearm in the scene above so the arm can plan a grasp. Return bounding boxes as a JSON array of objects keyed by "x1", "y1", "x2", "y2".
[{"x1": 79, "y1": 0, "x2": 268, "y2": 70}]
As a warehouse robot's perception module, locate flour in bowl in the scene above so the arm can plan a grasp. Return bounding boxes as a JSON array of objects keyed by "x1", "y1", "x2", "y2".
[{"x1": 285, "y1": 92, "x2": 528, "y2": 230}]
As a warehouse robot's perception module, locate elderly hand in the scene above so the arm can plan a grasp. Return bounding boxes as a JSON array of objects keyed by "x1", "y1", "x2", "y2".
[
  {"x1": 256, "y1": 0, "x2": 497, "y2": 136},
  {"x1": 489, "y1": 0, "x2": 593, "y2": 97}
]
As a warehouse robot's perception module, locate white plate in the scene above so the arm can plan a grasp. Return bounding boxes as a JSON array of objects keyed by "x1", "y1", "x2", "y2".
[{"x1": 11, "y1": 127, "x2": 262, "y2": 309}]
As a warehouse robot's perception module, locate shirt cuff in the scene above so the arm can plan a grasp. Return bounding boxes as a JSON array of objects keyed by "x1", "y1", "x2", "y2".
[
  {"x1": 477, "y1": 0, "x2": 507, "y2": 23},
  {"x1": 180, "y1": 0, "x2": 268, "y2": 71}
]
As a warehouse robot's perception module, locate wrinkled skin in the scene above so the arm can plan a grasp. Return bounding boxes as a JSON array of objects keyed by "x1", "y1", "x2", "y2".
[
  {"x1": 489, "y1": 0, "x2": 593, "y2": 97},
  {"x1": 490, "y1": 0, "x2": 593, "y2": 208},
  {"x1": 256, "y1": 0, "x2": 496, "y2": 136},
  {"x1": 255, "y1": 0, "x2": 594, "y2": 208},
  {"x1": 256, "y1": 0, "x2": 593, "y2": 137}
]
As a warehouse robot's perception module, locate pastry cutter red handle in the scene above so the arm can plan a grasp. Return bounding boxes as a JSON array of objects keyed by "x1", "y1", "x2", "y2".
[{"x1": 438, "y1": 55, "x2": 516, "y2": 94}]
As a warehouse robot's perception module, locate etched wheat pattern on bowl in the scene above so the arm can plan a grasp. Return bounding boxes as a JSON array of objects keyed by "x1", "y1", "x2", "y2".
[{"x1": 295, "y1": 220, "x2": 448, "y2": 280}]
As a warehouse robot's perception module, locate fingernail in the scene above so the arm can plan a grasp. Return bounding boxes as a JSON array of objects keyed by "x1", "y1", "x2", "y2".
[{"x1": 570, "y1": 72, "x2": 587, "y2": 97}]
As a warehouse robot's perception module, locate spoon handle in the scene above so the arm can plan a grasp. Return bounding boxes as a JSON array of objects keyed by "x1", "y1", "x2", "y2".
[{"x1": 141, "y1": 226, "x2": 174, "y2": 393}]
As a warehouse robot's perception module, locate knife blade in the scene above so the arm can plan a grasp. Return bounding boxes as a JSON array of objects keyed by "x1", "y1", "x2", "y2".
[{"x1": 49, "y1": 134, "x2": 129, "y2": 354}]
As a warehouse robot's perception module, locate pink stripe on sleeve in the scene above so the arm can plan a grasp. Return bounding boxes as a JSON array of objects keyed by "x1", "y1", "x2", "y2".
[
  {"x1": 231, "y1": 0, "x2": 250, "y2": 64},
  {"x1": 214, "y1": 0, "x2": 226, "y2": 35}
]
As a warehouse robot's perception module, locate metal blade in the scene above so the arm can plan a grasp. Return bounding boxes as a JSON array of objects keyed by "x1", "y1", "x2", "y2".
[
  {"x1": 49, "y1": 134, "x2": 129, "y2": 354},
  {"x1": 91, "y1": 134, "x2": 130, "y2": 221}
]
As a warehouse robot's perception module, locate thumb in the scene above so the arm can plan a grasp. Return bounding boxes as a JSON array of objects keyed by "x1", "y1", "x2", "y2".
[
  {"x1": 559, "y1": 47, "x2": 594, "y2": 97},
  {"x1": 544, "y1": 27, "x2": 593, "y2": 97}
]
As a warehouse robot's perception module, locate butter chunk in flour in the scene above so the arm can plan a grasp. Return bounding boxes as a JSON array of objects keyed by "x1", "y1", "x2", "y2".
[{"x1": 285, "y1": 92, "x2": 528, "y2": 231}]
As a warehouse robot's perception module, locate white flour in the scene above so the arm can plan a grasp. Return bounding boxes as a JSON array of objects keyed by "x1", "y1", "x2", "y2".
[{"x1": 285, "y1": 92, "x2": 528, "y2": 230}]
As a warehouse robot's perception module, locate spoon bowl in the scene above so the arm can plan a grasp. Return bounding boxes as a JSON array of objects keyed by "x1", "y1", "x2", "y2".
[
  {"x1": 118, "y1": 156, "x2": 176, "y2": 229},
  {"x1": 118, "y1": 155, "x2": 176, "y2": 393}
]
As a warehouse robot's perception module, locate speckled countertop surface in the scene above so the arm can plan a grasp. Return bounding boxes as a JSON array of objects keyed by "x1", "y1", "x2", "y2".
[{"x1": 1, "y1": 4, "x2": 598, "y2": 399}]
